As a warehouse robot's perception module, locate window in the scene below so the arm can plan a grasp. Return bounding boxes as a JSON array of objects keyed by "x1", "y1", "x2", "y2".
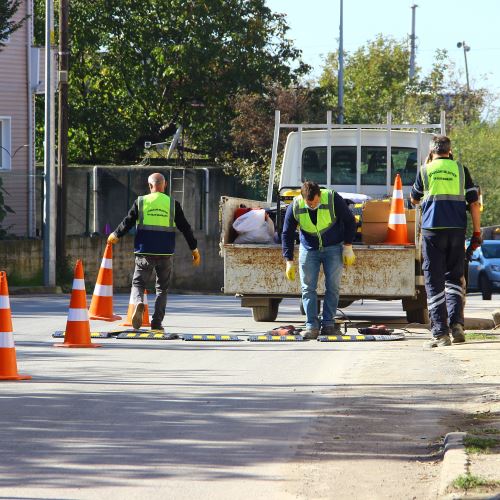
[
  {"x1": 302, "y1": 145, "x2": 417, "y2": 187},
  {"x1": 0, "y1": 117, "x2": 12, "y2": 170},
  {"x1": 302, "y1": 146, "x2": 357, "y2": 185}
]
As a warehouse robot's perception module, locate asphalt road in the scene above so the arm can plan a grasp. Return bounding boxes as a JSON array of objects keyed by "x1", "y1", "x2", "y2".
[{"x1": 1, "y1": 293, "x2": 498, "y2": 499}]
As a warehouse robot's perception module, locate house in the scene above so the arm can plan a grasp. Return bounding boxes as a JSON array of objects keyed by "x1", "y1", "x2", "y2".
[{"x1": 0, "y1": 0, "x2": 41, "y2": 237}]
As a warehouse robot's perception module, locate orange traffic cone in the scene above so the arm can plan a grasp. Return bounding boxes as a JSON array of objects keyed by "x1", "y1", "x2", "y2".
[
  {"x1": 119, "y1": 290, "x2": 151, "y2": 328},
  {"x1": 385, "y1": 173, "x2": 410, "y2": 245},
  {"x1": 0, "y1": 272, "x2": 31, "y2": 380},
  {"x1": 55, "y1": 260, "x2": 101, "y2": 348},
  {"x1": 89, "y1": 244, "x2": 121, "y2": 321}
]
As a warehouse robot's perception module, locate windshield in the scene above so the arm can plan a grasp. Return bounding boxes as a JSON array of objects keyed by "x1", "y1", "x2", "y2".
[{"x1": 482, "y1": 244, "x2": 500, "y2": 259}]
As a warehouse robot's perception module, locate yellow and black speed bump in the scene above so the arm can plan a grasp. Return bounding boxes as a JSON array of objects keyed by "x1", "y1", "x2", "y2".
[
  {"x1": 248, "y1": 334, "x2": 304, "y2": 342},
  {"x1": 317, "y1": 333, "x2": 405, "y2": 342},
  {"x1": 52, "y1": 330, "x2": 113, "y2": 339},
  {"x1": 182, "y1": 334, "x2": 241, "y2": 342},
  {"x1": 116, "y1": 330, "x2": 176, "y2": 340}
]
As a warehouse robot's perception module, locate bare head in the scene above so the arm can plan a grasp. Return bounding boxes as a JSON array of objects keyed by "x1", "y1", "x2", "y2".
[
  {"x1": 429, "y1": 135, "x2": 451, "y2": 158},
  {"x1": 301, "y1": 181, "x2": 321, "y2": 209},
  {"x1": 148, "y1": 173, "x2": 166, "y2": 193}
]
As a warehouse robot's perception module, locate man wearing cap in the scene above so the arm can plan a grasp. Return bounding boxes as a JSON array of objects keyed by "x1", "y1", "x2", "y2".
[
  {"x1": 411, "y1": 135, "x2": 481, "y2": 347},
  {"x1": 282, "y1": 181, "x2": 356, "y2": 339},
  {"x1": 108, "y1": 173, "x2": 200, "y2": 332}
]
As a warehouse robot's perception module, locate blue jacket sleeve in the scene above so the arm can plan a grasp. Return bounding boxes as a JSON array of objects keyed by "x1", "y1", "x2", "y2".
[
  {"x1": 411, "y1": 172, "x2": 424, "y2": 201},
  {"x1": 334, "y1": 193, "x2": 356, "y2": 244},
  {"x1": 281, "y1": 203, "x2": 297, "y2": 261}
]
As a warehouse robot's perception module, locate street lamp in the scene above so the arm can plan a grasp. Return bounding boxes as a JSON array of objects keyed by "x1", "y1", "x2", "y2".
[{"x1": 457, "y1": 41, "x2": 471, "y2": 91}]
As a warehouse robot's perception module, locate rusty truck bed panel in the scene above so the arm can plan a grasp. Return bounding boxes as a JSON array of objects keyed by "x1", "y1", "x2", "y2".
[{"x1": 223, "y1": 244, "x2": 416, "y2": 297}]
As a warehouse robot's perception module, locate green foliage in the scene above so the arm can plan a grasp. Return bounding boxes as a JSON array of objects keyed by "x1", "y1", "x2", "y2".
[
  {"x1": 0, "y1": 0, "x2": 25, "y2": 49},
  {"x1": 451, "y1": 473, "x2": 498, "y2": 491},
  {"x1": 464, "y1": 435, "x2": 498, "y2": 454},
  {"x1": 319, "y1": 35, "x2": 487, "y2": 126},
  {"x1": 451, "y1": 120, "x2": 500, "y2": 227},
  {"x1": 33, "y1": 0, "x2": 308, "y2": 164}
]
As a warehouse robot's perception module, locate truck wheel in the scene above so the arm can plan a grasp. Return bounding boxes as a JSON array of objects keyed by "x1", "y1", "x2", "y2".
[
  {"x1": 252, "y1": 299, "x2": 280, "y2": 322},
  {"x1": 338, "y1": 299, "x2": 354, "y2": 309},
  {"x1": 479, "y1": 274, "x2": 492, "y2": 300},
  {"x1": 406, "y1": 308, "x2": 429, "y2": 324},
  {"x1": 299, "y1": 300, "x2": 321, "y2": 316}
]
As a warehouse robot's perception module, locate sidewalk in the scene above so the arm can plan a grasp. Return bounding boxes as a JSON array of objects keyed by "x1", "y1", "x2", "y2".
[{"x1": 413, "y1": 295, "x2": 500, "y2": 498}]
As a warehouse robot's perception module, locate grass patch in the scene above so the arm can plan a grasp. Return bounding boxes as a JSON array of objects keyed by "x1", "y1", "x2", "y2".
[
  {"x1": 452, "y1": 473, "x2": 498, "y2": 491},
  {"x1": 464, "y1": 435, "x2": 498, "y2": 453},
  {"x1": 465, "y1": 332, "x2": 497, "y2": 340}
]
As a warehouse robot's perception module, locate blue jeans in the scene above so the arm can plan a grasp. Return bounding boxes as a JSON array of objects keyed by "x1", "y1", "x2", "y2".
[{"x1": 298, "y1": 243, "x2": 343, "y2": 330}]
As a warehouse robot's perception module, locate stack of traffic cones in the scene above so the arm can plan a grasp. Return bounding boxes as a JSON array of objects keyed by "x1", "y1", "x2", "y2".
[
  {"x1": 55, "y1": 260, "x2": 101, "y2": 348},
  {"x1": 0, "y1": 271, "x2": 31, "y2": 380},
  {"x1": 120, "y1": 290, "x2": 151, "y2": 328},
  {"x1": 89, "y1": 244, "x2": 121, "y2": 321},
  {"x1": 385, "y1": 173, "x2": 410, "y2": 245}
]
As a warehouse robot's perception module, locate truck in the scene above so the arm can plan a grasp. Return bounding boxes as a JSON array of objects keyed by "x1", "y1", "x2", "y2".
[{"x1": 220, "y1": 111, "x2": 446, "y2": 323}]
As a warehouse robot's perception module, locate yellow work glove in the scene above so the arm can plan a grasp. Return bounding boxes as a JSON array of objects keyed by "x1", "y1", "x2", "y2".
[
  {"x1": 343, "y1": 245, "x2": 355, "y2": 266},
  {"x1": 285, "y1": 261, "x2": 296, "y2": 281},
  {"x1": 107, "y1": 232, "x2": 119, "y2": 245},
  {"x1": 192, "y1": 248, "x2": 201, "y2": 267}
]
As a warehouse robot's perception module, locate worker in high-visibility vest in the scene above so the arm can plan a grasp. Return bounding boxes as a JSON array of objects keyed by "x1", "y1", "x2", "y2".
[
  {"x1": 411, "y1": 135, "x2": 481, "y2": 348},
  {"x1": 282, "y1": 181, "x2": 356, "y2": 339},
  {"x1": 108, "y1": 173, "x2": 200, "y2": 333}
]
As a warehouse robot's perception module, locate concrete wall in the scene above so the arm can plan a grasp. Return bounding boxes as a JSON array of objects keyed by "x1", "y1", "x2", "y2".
[{"x1": 0, "y1": 232, "x2": 222, "y2": 292}]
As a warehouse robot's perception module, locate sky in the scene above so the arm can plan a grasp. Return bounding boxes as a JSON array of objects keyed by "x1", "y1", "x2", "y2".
[{"x1": 266, "y1": 0, "x2": 500, "y2": 101}]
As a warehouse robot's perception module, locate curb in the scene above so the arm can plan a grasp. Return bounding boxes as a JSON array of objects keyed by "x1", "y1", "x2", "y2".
[
  {"x1": 10, "y1": 286, "x2": 63, "y2": 295},
  {"x1": 439, "y1": 432, "x2": 468, "y2": 497}
]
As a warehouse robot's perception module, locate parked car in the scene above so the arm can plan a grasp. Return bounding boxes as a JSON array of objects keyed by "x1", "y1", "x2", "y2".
[{"x1": 467, "y1": 240, "x2": 500, "y2": 300}]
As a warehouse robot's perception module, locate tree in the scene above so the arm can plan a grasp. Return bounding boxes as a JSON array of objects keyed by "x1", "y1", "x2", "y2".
[
  {"x1": 33, "y1": 0, "x2": 308, "y2": 163},
  {"x1": 319, "y1": 35, "x2": 487, "y2": 127},
  {"x1": 0, "y1": 0, "x2": 25, "y2": 50}
]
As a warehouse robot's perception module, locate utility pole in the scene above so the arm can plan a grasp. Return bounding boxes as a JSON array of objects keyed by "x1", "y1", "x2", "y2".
[
  {"x1": 409, "y1": 4, "x2": 418, "y2": 80},
  {"x1": 457, "y1": 41, "x2": 471, "y2": 92},
  {"x1": 57, "y1": 0, "x2": 69, "y2": 267},
  {"x1": 338, "y1": 0, "x2": 344, "y2": 124},
  {"x1": 43, "y1": 0, "x2": 56, "y2": 286}
]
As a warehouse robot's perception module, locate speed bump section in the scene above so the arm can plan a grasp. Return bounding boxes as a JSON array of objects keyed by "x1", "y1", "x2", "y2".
[
  {"x1": 317, "y1": 333, "x2": 405, "y2": 342},
  {"x1": 248, "y1": 334, "x2": 304, "y2": 342},
  {"x1": 52, "y1": 330, "x2": 113, "y2": 339},
  {"x1": 182, "y1": 334, "x2": 241, "y2": 342},
  {"x1": 116, "y1": 331, "x2": 173, "y2": 340}
]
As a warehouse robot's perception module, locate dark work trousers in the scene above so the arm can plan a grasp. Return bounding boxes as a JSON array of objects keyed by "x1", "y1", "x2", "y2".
[
  {"x1": 132, "y1": 255, "x2": 173, "y2": 326},
  {"x1": 421, "y1": 229, "x2": 466, "y2": 337}
]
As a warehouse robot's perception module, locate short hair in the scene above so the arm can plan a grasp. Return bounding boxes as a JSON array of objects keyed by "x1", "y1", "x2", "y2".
[
  {"x1": 148, "y1": 173, "x2": 165, "y2": 185},
  {"x1": 301, "y1": 181, "x2": 321, "y2": 201},
  {"x1": 430, "y1": 135, "x2": 451, "y2": 155}
]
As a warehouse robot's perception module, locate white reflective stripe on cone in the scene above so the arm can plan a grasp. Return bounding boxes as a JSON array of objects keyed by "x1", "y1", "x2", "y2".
[
  {"x1": 0, "y1": 332, "x2": 15, "y2": 348},
  {"x1": 128, "y1": 290, "x2": 134, "y2": 304},
  {"x1": 94, "y1": 284, "x2": 112, "y2": 296},
  {"x1": 67, "y1": 308, "x2": 89, "y2": 321},
  {"x1": 388, "y1": 213, "x2": 407, "y2": 224},
  {"x1": 101, "y1": 258, "x2": 113, "y2": 269},
  {"x1": 393, "y1": 190, "x2": 403, "y2": 199},
  {"x1": 72, "y1": 278, "x2": 86, "y2": 290},
  {"x1": 0, "y1": 295, "x2": 10, "y2": 309}
]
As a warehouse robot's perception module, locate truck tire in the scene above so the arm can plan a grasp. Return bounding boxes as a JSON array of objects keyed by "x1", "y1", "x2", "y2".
[
  {"x1": 479, "y1": 273, "x2": 492, "y2": 300},
  {"x1": 406, "y1": 307, "x2": 429, "y2": 324},
  {"x1": 403, "y1": 287, "x2": 429, "y2": 324},
  {"x1": 338, "y1": 299, "x2": 354, "y2": 309},
  {"x1": 252, "y1": 299, "x2": 280, "y2": 322}
]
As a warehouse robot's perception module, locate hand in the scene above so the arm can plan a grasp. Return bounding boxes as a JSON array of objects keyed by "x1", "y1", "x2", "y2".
[
  {"x1": 107, "y1": 233, "x2": 118, "y2": 245},
  {"x1": 343, "y1": 245, "x2": 356, "y2": 266},
  {"x1": 192, "y1": 248, "x2": 201, "y2": 267},
  {"x1": 466, "y1": 232, "x2": 482, "y2": 261},
  {"x1": 285, "y1": 261, "x2": 296, "y2": 281}
]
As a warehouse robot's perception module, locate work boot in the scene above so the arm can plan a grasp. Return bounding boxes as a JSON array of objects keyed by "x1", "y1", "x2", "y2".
[
  {"x1": 131, "y1": 302, "x2": 144, "y2": 330},
  {"x1": 320, "y1": 324, "x2": 342, "y2": 336},
  {"x1": 424, "y1": 335, "x2": 451, "y2": 348},
  {"x1": 303, "y1": 327, "x2": 320, "y2": 340},
  {"x1": 150, "y1": 322, "x2": 164, "y2": 332},
  {"x1": 450, "y1": 323, "x2": 466, "y2": 344}
]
